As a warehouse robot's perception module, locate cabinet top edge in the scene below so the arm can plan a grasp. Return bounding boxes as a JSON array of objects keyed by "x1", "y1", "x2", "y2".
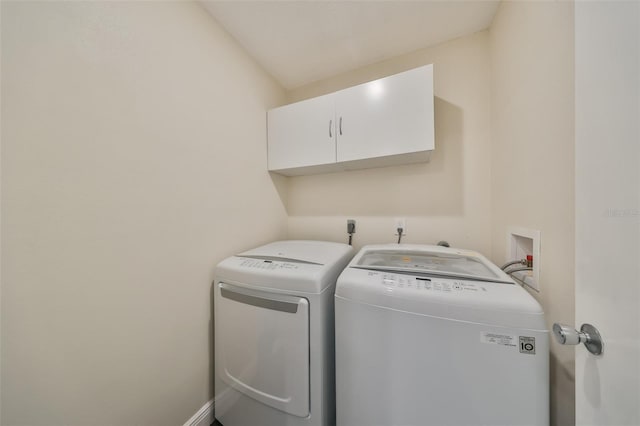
[{"x1": 270, "y1": 63, "x2": 434, "y2": 112}]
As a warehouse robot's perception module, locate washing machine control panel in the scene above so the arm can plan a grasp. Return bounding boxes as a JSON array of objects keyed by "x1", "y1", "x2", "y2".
[{"x1": 370, "y1": 271, "x2": 488, "y2": 293}]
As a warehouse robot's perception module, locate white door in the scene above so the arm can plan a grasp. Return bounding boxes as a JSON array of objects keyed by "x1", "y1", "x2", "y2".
[
  {"x1": 334, "y1": 65, "x2": 434, "y2": 163},
  {"x1": 572, "y1": 2, "x2": 640, "y2": 425},
  {"x1": 267, "y1": 93, "x2": 335, "y2": 172}
]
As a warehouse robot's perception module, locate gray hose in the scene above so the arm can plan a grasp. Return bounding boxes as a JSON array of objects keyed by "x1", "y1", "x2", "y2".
[
  {"x1": 506, "y1": 266, "x2": 533, "y2": 274},
  {"x1": 501, "y1": 259, "x2": 526, "y2": 270}
]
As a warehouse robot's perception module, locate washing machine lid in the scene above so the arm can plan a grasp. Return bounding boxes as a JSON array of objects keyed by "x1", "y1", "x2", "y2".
[
  {"x1": 336, "y1": 245, "x2": 545, "y2": 330},
  {"x1": 352, "y1": 244, "x2": 512, "y2": 284}
]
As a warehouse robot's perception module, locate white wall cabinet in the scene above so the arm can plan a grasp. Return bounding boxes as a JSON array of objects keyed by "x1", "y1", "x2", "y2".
[{"x1": 267, "y1": 64, "x2": 434, "y2": 176}]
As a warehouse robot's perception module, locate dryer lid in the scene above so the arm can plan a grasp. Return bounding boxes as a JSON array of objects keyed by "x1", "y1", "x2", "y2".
[
  {"x1": 239, "y1": 240, "x2": 352, "y2": 266},
  {"x1": 352, "y1": 245, "x2": 512, "y2": 284}
]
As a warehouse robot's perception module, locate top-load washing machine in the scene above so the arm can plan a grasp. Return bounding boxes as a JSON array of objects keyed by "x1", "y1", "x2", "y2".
[
  {"x1": 335, "y1": 244, "x2": 549, "y2": 426},
  {"x1": 214, "y1": 240, "x2": 353, "y2": 426}
]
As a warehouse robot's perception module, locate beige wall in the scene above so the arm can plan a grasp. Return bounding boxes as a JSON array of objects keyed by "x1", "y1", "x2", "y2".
[
  {"x1": 286, "y1": 32, "x2": 493, "y2": 254},
  {"x1": 1, "y1": 1, "x2": 577, "y2": 425},
  {"x1": 0, "y1": 2, "x2": 287, "y2": 425},
  {"x1": 489, "y1": 2, "x2": 575, "y2": 425}
]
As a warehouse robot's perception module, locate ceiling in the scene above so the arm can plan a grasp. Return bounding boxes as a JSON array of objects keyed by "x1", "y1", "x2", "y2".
[{"x1": 202, "y1": 1, "x2": 500, "y2": 90}]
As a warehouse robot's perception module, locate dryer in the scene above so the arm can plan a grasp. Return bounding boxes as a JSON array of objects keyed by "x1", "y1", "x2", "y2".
[
  {"x1": 335, "y1": 244, "x2": 549, "y2": 426},
  {"x1": 214, "y1": 240, "x2": 353, "y2": 426}
]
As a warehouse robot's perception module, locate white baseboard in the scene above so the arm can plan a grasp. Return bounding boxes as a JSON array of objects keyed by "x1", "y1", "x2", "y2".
[{"x1": 183, "y1": 399, "x2": 214, "y2": 426}]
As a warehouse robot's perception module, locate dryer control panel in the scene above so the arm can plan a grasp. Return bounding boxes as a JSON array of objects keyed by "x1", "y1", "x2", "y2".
[{"x1": 239, "y1": 258, "x2": 301, "y2": 271}]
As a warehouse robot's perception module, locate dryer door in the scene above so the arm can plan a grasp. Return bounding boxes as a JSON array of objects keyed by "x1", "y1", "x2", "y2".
[{"x1": 216, "y1": 282, "x2": 310, "y2": 417}]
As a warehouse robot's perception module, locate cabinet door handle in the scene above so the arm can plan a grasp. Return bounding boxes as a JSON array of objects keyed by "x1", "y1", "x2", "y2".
[
  {"x1": 329, "y1": 119, "x2": 333, "y2": 138},
  {"x1": 339, "y1": 117, "x2": 343, "y2": 135}
]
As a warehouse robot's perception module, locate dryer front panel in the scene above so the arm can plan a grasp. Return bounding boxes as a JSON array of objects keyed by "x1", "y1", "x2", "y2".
[{"x1": 216, "y1": 282, "x2": 310, "y2": 418}]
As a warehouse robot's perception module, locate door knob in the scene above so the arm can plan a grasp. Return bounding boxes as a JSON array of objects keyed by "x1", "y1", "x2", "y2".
[{"x1": 552, "y1": 323, "x2": 603, "y2": 355}]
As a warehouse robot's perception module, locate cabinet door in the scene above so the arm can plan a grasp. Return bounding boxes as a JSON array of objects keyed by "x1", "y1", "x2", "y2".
[
  {"x1": 335, "y1": 65, "x2": 434, "y2": 163},
  {"x1": 267, "y1": 94, "x2": 336, "y2": 171}
]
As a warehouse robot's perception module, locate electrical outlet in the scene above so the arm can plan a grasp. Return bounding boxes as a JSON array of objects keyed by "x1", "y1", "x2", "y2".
[
  {"x1": 347, "y1": 219, "x2": 356, "y2": 234},
  {"x1": 394, "y1": 217, "x2": 406, "y2": 235}
]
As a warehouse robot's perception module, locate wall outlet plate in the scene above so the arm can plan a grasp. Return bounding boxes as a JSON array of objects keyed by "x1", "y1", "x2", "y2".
[{"x1": 507, "y1": 227, "x2": 541, "y2": 291}]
